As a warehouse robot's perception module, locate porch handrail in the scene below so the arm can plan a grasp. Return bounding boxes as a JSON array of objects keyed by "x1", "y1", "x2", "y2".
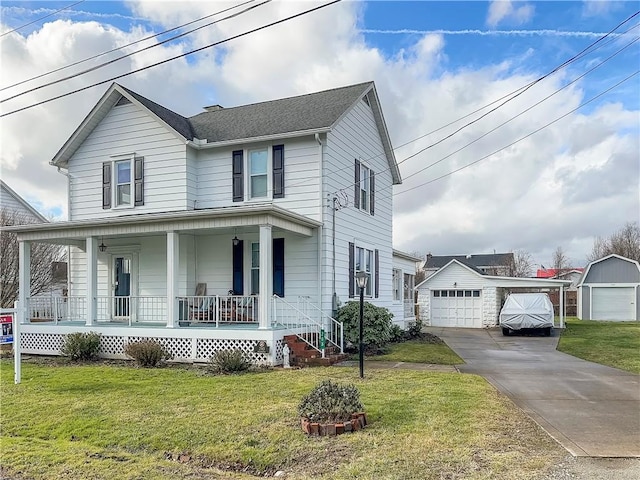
[
  {"x1": 296, "y1": 296, "x2": 343, "y2": 354},
  {"x1": 96, "y1": 296, "x2": 167, "y2": 325},
  {"x1": 27, "y1": 296, "x2": 86, "y2": 324},
  {"x1": 272, "y1": 295, "x2": 343, "y2": 354}
]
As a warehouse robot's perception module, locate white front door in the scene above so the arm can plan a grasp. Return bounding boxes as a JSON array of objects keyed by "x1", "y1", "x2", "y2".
[
  {"x1": 430, "y1": 289, "x2": 483, "y2": 327},
  {"x1": 592, "y1": 287, "x2": 635, "y2": 321}
]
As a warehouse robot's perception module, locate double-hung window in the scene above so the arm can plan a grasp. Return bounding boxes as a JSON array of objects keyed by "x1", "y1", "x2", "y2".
[
  {"x1": 251, "y1": 242, "x2": 260, "y2": 294},
  {"x1": 249, "y1": 149, "x2": 268, "y2": 198},
  {"x1": 355, "y1": 246, "x2": 374, "y2": 297},
  {"x1": 393, "y1": 269, "x2": 402, "y2": 301},
  {"x1": 115, "y1": 159, "x2": 132, "y2": 207},
  {"x1": 360, "y1": 164, "x2": 370, "y2": 212},
  {"x1": 354, "y1": 158, "x2": 375, "y2": 215}
]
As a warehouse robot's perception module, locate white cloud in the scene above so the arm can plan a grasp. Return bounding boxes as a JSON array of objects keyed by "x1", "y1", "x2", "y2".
[
  {"x1": 0, "y1": 0, "x2": 637, "y2": 265},
  {"x1": 487, "y1": 1, "x2": 535, "y2": 28}
]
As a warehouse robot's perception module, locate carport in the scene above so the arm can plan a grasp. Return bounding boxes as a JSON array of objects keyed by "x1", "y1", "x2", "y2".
[{"x1": 416, "y1": 260, "x2": 572, "y2": 329}]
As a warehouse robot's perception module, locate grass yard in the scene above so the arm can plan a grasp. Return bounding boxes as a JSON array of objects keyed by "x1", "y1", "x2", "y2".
[
  {"x1": 557, "y1": 317, "x2": 640, "y2": 373},
  {"x1": 365, "y1": 339, "x2": 463, "y2": 364},
  {"x1": 0, "y1": 359, "x2": 564, "y2": 480}
]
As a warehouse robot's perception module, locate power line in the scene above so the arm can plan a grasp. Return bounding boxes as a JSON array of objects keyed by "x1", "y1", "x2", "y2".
[
  {"x1": 0, "y1": 0, "x2": 85, "y2": 37},
  {"x1": 0, "y1": 0, "x2": 256, "y2": 93},
  {"x1": 321, "y1": 12, "x2": 639, "y2": 198},
  {"x1": 383, "y1": 70, "x2": 640, "y2": 202},
  {"x1": 1, "y1": 0, "x2": 271, "y2": 102},
  {"x1": 0, "y1": 0, "x2": 342, "y2": 118}
]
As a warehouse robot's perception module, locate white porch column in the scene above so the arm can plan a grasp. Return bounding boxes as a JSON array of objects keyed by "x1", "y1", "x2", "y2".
[
  {"x1": 559, "y1": 285, "x2": 564, "y2": 329},
  {"x1": 166, "y1": 231, "x2": 179, "y2": 328},
  {"x1": 18, "y1": 241, "x2": 31, "y2": 324},
  {"x1": 86, "y1": 237, "x2": 97, "y2": 325},
  {"x1": 259, "y1": 224, "x2": 273, "y2": 329}
]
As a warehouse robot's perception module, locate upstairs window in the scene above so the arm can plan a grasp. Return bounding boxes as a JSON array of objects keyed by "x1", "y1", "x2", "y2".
[
  {"x1": 115, "y1": 160, "x2": 132, "y2": 207},
  {"x1": 354, "y1": 159, "x2": 375, "y2": 215},
  {"x1": 360, "y1": 164, "x2": 370, "y2": 212},
  {"x1": 250, "y1": 149, "x2": 268, "y2": 198}
]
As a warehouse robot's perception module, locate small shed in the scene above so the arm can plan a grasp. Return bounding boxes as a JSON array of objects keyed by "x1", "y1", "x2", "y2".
[
  {"x1": 577, "y1": 254, "x2": 640, "y2": 321},
  {"x1": 415, "y1": 260, "x2": 571, "y2": 329}
]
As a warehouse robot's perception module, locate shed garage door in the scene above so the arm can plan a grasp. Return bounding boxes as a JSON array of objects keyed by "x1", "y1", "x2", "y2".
[
  {"x1": 592, "y1": 287, "x2": 636, "y2": 321},
  {"x1": 431, "y1": 290, "x2": 482, "y2": 328}
]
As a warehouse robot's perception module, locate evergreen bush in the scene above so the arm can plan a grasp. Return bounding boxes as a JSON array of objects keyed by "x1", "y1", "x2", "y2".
[{"x1": 336, "y1": 301, "x2": 393, "y2": 351}]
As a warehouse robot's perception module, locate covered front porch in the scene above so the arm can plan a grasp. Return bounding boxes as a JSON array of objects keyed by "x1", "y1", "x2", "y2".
[{"x1": 11, "y1": 205, "x2": 343, "y2": 363}]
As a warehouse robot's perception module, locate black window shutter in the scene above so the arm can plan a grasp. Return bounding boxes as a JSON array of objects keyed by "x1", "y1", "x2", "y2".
[
  {"x1": 273, "y1": 238, "x2": 285, "y2": 297},
  {"x1": 134, "y1": 156, "x2": 144, "y2": 206},
  {"x1": 232, "y1": 150, "x2": 244, "y2": 202},
  {"x1": 354, "y1": 159, "x2": 360, "y2": 210},
  {"x1": 232, "y1": 240, "x2": 244, "y2": 295},
  {"x1": 102, "y1": 162, "x2": 111, "y2": 209},
  {"x1": 375, "y1": 249, "x2": 379, "y2": 298},
  {"x1": 272, "y1": 145, "x2": 284, "y2": 199},
  {"x1": 370, "y1": 170, "x2": 375, "y2": 215},
  {"x1": 348, "y1": 242, "x2": 355, "y2": 298}
]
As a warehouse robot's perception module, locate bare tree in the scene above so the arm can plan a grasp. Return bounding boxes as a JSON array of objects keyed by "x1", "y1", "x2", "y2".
[
  {"x1": 587, "y1": 222, "x2": 640, "y2": 263},
  {"x1": 507, "y1": 249, "x2": 533, "y2": 277},
  {"x1": 0, "y1": 209, "x2": 65, "y2": 308},
  {"x1": 551, "y1": 246, "x2": 570, "y2": 278}
]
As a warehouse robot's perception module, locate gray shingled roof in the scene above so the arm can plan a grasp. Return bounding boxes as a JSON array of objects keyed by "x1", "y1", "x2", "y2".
[
  {"x1": 425, "y1": 253, "x2": 514, "y2": 270},
  {"x1": 188, "y1": 82, "x2": 372, "y2": 143},
  {"x1": 119, "y1": 85, "x2": 195, "y2": 140}
]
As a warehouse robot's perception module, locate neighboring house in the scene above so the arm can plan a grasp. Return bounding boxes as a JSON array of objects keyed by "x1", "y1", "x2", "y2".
[
  {"x1": 422, "y1": 253, "x2": 514, "y2": 278},
  {"x1": 7, "y1": 81, "x2": 417, "y2": 364},
  {"x1": 416, "y1": 259, "x2": 571, "y2": 329},
  {"x1": 1, "y1": 181, "x2": 67, "y2": 309},
  {"x1": 577, "y1": 254, "x2": 640, "y2": 321},
  {"x1": 1, "y1": 180, "x2": 48, "y2": 224},
  {"x1": 536, "y1": 268, "x2": 584, "y2": 316}
]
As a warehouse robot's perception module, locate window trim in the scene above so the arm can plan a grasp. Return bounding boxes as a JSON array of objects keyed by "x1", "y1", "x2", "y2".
[
  {"x1": 108, "y1": 153, "x2": 137, "y2": 210},
  {"x1": 250, "y1": 242, "x2": 260, "y2": 295}
]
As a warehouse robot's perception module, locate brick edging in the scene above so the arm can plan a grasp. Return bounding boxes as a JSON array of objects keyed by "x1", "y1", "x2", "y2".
[{"x1": 301, "y1": 412, "x2": 367, "y2": 436}]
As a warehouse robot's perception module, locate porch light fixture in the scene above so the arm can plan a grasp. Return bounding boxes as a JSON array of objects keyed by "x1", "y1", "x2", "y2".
[
  {"x1": 355, "y1": 270, "x2": 368, "y2": 379},
  {"x1": 232, "y1": 235, "x2": 240, "y2": 246},
  {"x1": 99, "y1": 237, "x2": 107, "y2": 252}
]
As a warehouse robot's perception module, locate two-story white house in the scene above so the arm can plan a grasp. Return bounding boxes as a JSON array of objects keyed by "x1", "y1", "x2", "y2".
[{"x1": 8, "y1": 81, "x2": 416, "y2": 365}]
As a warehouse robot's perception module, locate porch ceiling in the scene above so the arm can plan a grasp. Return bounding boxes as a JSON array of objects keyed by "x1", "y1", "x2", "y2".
[{"x1": 8, "y1": 204, "x2": 321, "y2": 242}]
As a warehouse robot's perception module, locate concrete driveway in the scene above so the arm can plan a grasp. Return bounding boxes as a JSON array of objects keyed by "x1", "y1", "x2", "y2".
[{"x1": 426, "y1": 327, "x2": 640, "y2": 458}]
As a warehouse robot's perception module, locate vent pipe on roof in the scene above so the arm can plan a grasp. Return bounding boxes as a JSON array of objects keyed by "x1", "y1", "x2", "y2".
[
  {"x1": 466, "y1": 254, "x2": 472, "y2": 259},
  {"x1": 203, "y1": 104, "x2": 224, "y2": 112}
]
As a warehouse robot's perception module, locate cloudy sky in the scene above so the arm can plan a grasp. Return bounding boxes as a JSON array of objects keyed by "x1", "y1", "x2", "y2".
[{"x1": 1, "y1": 0, "x2": 638, "y2": 269}]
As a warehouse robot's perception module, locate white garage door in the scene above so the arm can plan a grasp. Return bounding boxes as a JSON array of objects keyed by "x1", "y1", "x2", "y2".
[
  {"x1": 431, "y1": 290, "x2": 482, "y2": 328},
  {"x1": 592, "y1": 287, "x2": 636, "y2": 321}
]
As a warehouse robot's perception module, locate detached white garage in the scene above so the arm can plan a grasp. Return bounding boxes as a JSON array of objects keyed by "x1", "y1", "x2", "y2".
[
  {"x1": 416, "y1": 260, "x2": 571, "y2": 328},
  {"x1": 578, "y1": 254, "x2": 640, "y2": 321}
]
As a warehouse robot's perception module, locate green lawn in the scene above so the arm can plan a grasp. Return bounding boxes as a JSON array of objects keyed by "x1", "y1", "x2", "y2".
[
  {"x1": 0, "y1": 359, "x2": 563, "y2": 480},
  {"x1": 558, "y1": 317, "x2": 640, "y2": 373},
  {"x1": 365, "y1": 339, "x2": 463, "y2": 364}
]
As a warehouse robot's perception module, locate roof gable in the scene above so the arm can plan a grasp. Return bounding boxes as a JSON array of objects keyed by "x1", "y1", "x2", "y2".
[
  {"x1": 51, "y1": 83, "x2": 191, "y2": 167},
  {"x1": 424, "y1": 253, "x2": 514, "y2": 269},
  {"x1": 578, "y1": 254, "x2": 640, "y2": 286},
  {"x1": 0, "y1": 180, "x2": 48, "y2": 223}
]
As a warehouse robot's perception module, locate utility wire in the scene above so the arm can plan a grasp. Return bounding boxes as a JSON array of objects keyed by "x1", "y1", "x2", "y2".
[
  {"x1": 0, "y1": 0, "x2": 256, "y2": 92},
  {"x1": 0, "y1": 0, "x2": 342, "y2": 118},
  {"x1": 382, "y1": 70, "x2": 640, "y2": 201},
  {"x1": 321, "y1": 11, "x2": 639, "y2": 198},
  {"x1": 0, "y1": 0, "x2": 85, "y2": 37},
  {"x1": 2, "y1": 0, "x2": 271, "y2": 103}
]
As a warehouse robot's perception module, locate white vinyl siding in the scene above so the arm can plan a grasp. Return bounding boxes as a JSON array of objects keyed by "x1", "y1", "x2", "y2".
[
  {"x1": 68, "y1": 103, "x2": 188, "y2": 220},
  {"x1": 322, "y1": 98, "x2": 393, "y2": 315},
  {"x1": 592, "y1": 287, "x2": 635, "y2": 321},
  {"x1": 195, "y1": 137, "x2": 320, "y2": 220}
]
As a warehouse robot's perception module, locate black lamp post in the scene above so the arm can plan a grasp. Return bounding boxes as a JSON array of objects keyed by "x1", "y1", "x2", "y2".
[{"x1": 355, "y1": 271, "x2": 368, "y2": 379}]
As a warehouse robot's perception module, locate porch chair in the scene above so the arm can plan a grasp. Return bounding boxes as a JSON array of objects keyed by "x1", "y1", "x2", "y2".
[
  {"x1": 189, "y1": 283, "x2": 214, "y2": 322},
  {"x1": 220, "y1": 292, "x2": 256, "y2": 323}
]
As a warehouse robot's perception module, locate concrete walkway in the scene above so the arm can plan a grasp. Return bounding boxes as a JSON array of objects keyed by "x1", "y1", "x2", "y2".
[{"x1": 426, "y1": 327, "x2": 640, "y2": 458}]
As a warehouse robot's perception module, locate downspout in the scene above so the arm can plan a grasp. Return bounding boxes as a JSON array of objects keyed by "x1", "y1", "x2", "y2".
[
  {"x1": 56, "y1": 166, "x2": 72, "y2": 297},
  {"x1": 315, "y1": 133, "x2": 324, "y2": 315}
]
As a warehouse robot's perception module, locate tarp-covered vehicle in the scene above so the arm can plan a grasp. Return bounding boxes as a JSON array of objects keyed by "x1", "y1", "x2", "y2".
[{"x1": 499, "y1": 293, "x2": 554, "y2": 336}]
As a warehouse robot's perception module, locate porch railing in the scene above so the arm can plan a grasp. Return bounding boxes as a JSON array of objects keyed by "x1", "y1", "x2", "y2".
[
  {"x1": 27, "y1": 296, "x2": 86, "y2": 324},
  {"x1": 297, "y1": 296, "x2": 343, "y2": 353},
  {"x1": 272, "y1": 295, "x2": 343, "y2": 354},
  {"x1": 404, "y1": 299, "x2": 416, "y2": 318},
  {"x1": 96, "y1": 296, "x2": 167, "y2": 325},
  {"x1": 178, "y1": 295, "x2": 258, "y2": 326}
]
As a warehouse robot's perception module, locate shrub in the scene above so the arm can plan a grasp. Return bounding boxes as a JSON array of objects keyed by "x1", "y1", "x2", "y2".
[
  {"x1": 337, "y1": 301, "x2": 393, "y2": 351},
  {"x1": 60, "y1": 332, "x2": 101, "y2": 361},
  {"x1": 207, "y1": 349, "x2": 251, "y2": 374},
  {"x1": 407, "y1": 318, "x2": 424, "y2": 339},
  {"x1": 389, "y1": 324, "x2": 405, "y2": 343},
  {"x1": 124, "y1": 340, "x2": 171, "y2": 367},
  {"x1": 298, "y1": 380, "x2": 364, "y2": 423}
]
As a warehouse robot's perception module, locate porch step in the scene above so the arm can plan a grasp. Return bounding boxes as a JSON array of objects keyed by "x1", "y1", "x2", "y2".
[{"x1": 283, "y1": 335, "x2": 347, "y2": 367}]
